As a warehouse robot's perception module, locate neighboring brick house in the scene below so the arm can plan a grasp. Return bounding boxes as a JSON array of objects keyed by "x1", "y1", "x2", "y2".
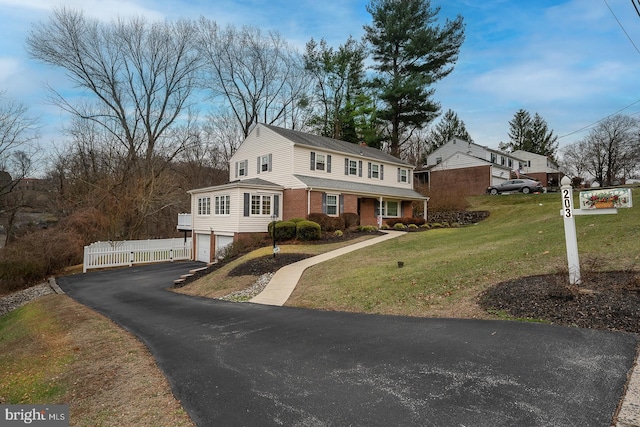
[
  {"x1": 415, "y1": 138, "x2": 561, "y2": 195},
  {"x1": 183, "y1": 124, "x2": 428, "y2": 263}
]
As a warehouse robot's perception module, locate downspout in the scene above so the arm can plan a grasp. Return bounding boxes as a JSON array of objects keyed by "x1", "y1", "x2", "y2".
[{"x1": 307, "y1": 188, "x2": 313, "y2": 218}]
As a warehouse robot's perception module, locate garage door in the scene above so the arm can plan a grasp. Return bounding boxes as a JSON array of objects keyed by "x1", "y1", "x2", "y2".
[
  {"x1": 215, "y1": 235, "x2": 234, "y2": 260},
  {"x1": 196, "y1": 233, "x2": 211, "y2": 263}
]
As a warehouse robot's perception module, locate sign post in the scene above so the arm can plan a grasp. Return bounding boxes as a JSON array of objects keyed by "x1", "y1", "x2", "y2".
[
  {"x1": 560, "y1": 177, "x2": 581, "y2": 284},
  {"x1": 559, "y1": 177, "x2": 632, "y2": 285}
]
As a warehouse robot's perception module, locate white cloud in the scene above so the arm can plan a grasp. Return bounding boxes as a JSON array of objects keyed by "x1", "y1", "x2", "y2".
[{"x1": 0, "y1": 0, "x2": 164, "y2": 21}]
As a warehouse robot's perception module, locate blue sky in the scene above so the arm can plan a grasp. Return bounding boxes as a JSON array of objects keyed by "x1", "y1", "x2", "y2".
[{"x1": 2, "y1": 0, "x2": 640, "y2": 156}]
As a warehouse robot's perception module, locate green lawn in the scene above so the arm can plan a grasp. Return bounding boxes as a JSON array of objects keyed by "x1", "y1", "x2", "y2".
[{"x1": 286, "y1": 191, "x2": 640, "y2": 318}]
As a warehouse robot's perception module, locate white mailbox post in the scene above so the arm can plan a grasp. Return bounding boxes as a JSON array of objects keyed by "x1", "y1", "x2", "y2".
[
  {"x1": 561, "y1": 177, "x2": 581, "y2": 284},
  {"x1": 560, "y1": 176, "x2": 632, "y2": 285}
]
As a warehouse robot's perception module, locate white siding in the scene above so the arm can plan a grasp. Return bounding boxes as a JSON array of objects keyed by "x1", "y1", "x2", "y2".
[
  {"x1": 191, "y1": 186, "x2": 282, "y2": 235},
  {"x1": 229, "y1": 125, "x2": 297, "y2": 187},
  {"x1": 512, "y1": 150, "x2": 560, "y2": 174},
  {"x1": 431, "y1": 152, "x2": 488, "y2": 171}
]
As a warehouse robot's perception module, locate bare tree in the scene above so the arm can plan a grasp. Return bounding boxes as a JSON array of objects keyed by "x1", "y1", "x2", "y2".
[
  {"x1": 27, "y1": 8, "x2": 202, "y2": 170},
  {"x1": 0, "y1": 94, "x2": 39, "y2": 245},
  {"x1": 28, "y1": 8, "x2": 203, "y2": 238},
  {"x1": 197, "y1": 19, "x2": 311, "y2": 137},
  {"x1": 562, "y1": 115, "x2": 639, "y2": 185}
]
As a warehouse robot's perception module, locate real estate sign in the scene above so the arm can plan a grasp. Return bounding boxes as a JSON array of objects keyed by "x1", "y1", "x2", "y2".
[{"x1": 579, "y1": 188, "x2": 633, "y2": 210}]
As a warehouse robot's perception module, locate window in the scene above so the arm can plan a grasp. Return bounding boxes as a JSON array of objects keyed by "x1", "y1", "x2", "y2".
[
  {"x1": 490, "y1": 153, "x2": 497, "y2": 163},
  {"x1": 398, "y1": 168, "x2": 408, "y2": 183},
  {"x1": 349, "y1": 160, "x2": 357, "y2": 175},
  {"x1": 197, "y1": 197, "x2": 211, "y2": 216},
  {"x1": 251, "y1": 195, "x2": 272, "y2": 216},
  {"x1": 500, "y1": 156, "x2": 505, "y2": 166},
  {"x1": 507, "y1": 158, "x2": 513, "y2": 168},
  {"x1": 436, "y1": 157, "x2": 442, "y2": 164},
  {"x1": 257, "y1": 154, "x2": 272, "y2": 173},
  {"x1": 344, "y1": 158, "x2": 362, "y2": 176},
  {"x1": 214, "y1": 195, "x2": 230, "y2": 215},
  {"x1": 375, "y1": 200, "x2": 400, "y2": 217},
  {"x1": 371, "y1": 164, "x2": 379, "y2": 179},
  {"x1": 235, "y1": 159, "x2": 248, "y2": 178},
  {"x1": 326, "y1": 194, "x2": 338, "y2": 216},
  {"x1": 310, "y1": 152, "x2": 332, "y2": 172}
]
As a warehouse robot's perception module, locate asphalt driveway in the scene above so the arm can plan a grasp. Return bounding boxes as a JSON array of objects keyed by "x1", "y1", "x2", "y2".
[{"x1": 57, "y1": 262, "x2": 638, "y2": 427}]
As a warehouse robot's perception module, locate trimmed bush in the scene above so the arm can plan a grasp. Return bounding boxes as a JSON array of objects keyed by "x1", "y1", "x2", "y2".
[
  {"x1": 307, "y1": 213, "x2": 345, "y2": 232},
  {"x1": 296, "y1": 220, "x2": 321, "y2": 241},
  {"x1": 289, "y1": 217, "x2": 306, "y2": 224},
  {"x1": 394, "y1": 223, "x2": 407, "y2": 230},
  {"x1": 268, "y1": 220, "x2": 296, "y2": 241},
  {"x1": 341, "y1": 212, "x2": 360, "y2": 229},
  {"x1": 408, "y1": 224, "x2": 419, "y2": 228},
  {"x1": 385, "y1": 217, "x2": 426, "y2": 227},
  {"x1": 357, "y1": 225, "x2": 378, "y2": 233},
  {"x1": 334, "y1": 230, "x2": 344, "y2": 237}
]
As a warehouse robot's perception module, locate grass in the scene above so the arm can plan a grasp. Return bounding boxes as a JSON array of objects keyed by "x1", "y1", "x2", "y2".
[
  {"x1": 179, "y1": 191, "x2": 639, "y2": 317},
  {"x1": 285, "y1": 192, "x2": 640, "y2": 317},
  {"x1": 175, "y1": 233, "x2": 381, "y2": 298},
  {"x1": 0, "y1": 295, "x2": 194, "y2": 426}
]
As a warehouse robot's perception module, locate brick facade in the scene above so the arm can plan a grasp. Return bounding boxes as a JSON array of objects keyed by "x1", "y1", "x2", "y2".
[{"x1": 430, "y1": 166, "x2": 492, "y2": 196}]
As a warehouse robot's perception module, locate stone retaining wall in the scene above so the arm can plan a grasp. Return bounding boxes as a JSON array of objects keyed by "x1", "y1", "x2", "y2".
[{"x1": 427, "y1": 210, "x2": 490, "y2": 225}]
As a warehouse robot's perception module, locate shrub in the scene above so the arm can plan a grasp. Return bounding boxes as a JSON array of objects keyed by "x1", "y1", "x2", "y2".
[
  {"x1": 289, "y1": 217, "x2": 306, "y2": 224},
  {"x1": 308, "y1": 213, "x2": 330, "y2": 230},
  {"x1": 341, "y1": 212, "x2": 360, "y2": 229},
  {"x1": 307, "y1": 213, "x2": 345, "y2": 232},
  {"x1": 357, "y1": 225, "x2": 378, "y2": 233},
  {"x1": 334, "y1": 230, "x2": 344, "y2": 237},
  {"x1": 385, "y1": 217, "x2": 426, "y2": 227},
  {"x1": 268, "y1": 221, "x2": 296, "y2": 241},
  {"x1": 408, "y1": 224, "x2": 418, "y2": 228},
  {"x1": 394, "y1": 223, "x2": 407, "y2": 230},
  {"x1": 296, "y1": 220, "x2": 321, "y2": 241}
]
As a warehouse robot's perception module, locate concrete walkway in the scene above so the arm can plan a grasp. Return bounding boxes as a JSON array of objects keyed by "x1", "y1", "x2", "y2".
[{"x1": 250, "y1": 230, "x2": 404, "y2": 306}]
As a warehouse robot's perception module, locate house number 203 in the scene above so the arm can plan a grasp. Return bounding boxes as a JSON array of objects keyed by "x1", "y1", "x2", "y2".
[{"x1": 562, "y1": 189, "x2": 572, "y2": 218}]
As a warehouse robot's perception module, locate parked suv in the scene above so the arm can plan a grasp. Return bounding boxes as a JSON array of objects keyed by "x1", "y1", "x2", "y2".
[{"x1": 487, "y1": 179, "x2": 543, "y2": 195}]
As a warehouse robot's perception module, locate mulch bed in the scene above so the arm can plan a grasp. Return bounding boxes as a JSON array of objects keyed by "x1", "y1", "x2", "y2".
[
  {"x1": 479, "y1": 271, "x2": 640, "y2": 334},
  {"x1": 227, "y1": 253, "x2": 313, "y2": 277}
]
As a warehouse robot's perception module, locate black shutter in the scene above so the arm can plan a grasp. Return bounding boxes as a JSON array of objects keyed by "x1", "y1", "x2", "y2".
[
  {"x1": 321, "y1": 192, "x2": 327, "y2": 214},
  {"x1": 397, "y1": 168, "x2": 401, "y2": 182},
  {"x1": 380, "y1": 165, "x2": 384, "y2": 180},
  {"x1": 243, "y1": 193, "x2": 250, "y2": 217},
  {"x1": 339, "y1": 195, "x2": 344, "y2": 214},
  {"x1": 235, "y1": 162, "x2": 238, "y2": 178},
  {"x1": 358, "y1": 161, "x2": 362, "y2": 177},
  {"x1": 368, "y1": 162, "x2": 372, "y2": 178},
  {"x1": 310, "y1": 152, "x2": 316, "y2": 170},
  {"x1": 257, "y1": 156, "x2": 261, "y2": 174},
  {"x1": 327, "y1": 155, "x2": 332, "y2": 173},
  {"x1": 268, "y1": 154, "x2": 272, "y2": 172},
  {"x1": 274, "y1": 194, "x2": 280, "y2": 217},
  {"x1": 345, "y1": 158, "x2": 349, "y2": 175}
]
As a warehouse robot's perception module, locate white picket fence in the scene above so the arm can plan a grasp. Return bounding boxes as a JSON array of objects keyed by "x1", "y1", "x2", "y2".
[{"x1": 83, "y1": 238, "x2": 192, "y2": 273}]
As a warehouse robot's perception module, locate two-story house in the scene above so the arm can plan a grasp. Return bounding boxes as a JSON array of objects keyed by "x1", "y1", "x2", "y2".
[
  {"x1": 416, "y1": 138, "x2": 559, "y2": 195},
  {"x1": 511, "y1": 150, "x2": 562, "y2": 189},
  {"x1": 185, "y1": 124, "x2": 428, "y2": 263}
]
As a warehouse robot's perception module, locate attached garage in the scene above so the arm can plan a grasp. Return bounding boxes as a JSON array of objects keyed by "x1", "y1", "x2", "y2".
[
  {"x1": 196, "y1": 233, "x2": 211, "y2": 263},
  {"x1": 215, "y1": 234, "x2": 234, "y2": 260}
]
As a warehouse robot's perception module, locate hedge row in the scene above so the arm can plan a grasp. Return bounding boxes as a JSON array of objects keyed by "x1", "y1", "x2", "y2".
[
  {"x1": 268, "y1": 220, "x2": 321, "y2": 241},
  {"x1": 307, "y1": 212, "x2": 359, "y2": 232}
]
